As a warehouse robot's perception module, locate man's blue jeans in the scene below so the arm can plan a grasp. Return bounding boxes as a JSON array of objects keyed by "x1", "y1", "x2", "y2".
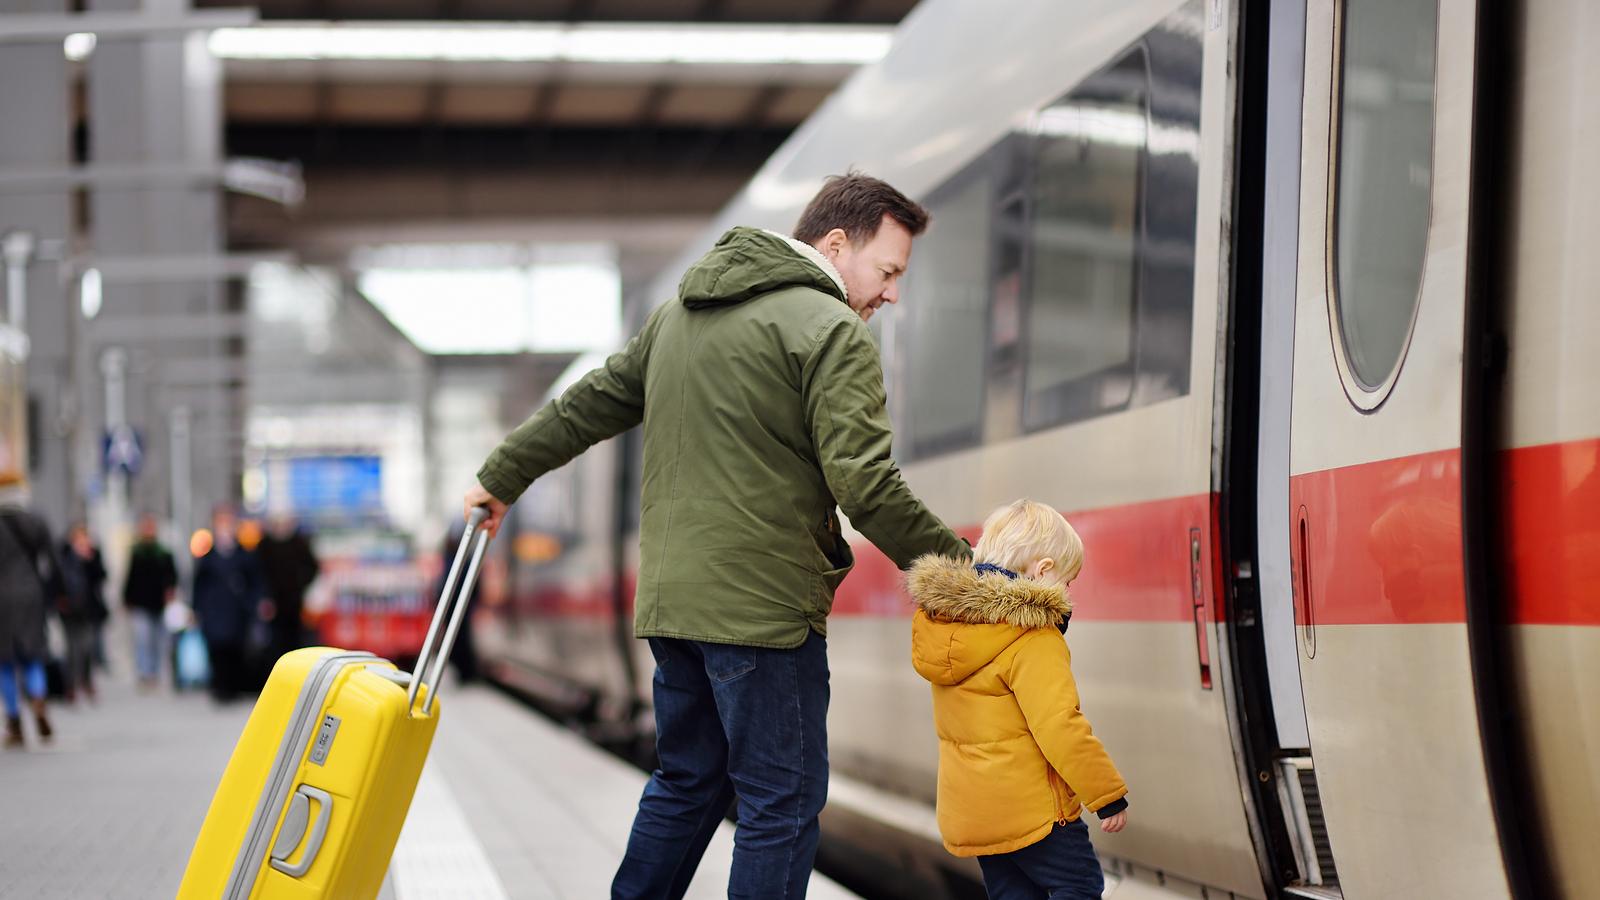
[
  {"x1": 612, "y1": 632, "x2": 829, "y2": 900},
  {"x1": 977, "y1": 818, "x2": 1106, "y2": 900},
  {"x1": 130, "y1": 608, "x2": 165, "y2": 683}
]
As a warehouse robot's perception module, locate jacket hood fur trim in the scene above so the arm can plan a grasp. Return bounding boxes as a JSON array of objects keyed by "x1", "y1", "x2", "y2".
[{"x1": 906, "y1": 554, "x2": 1070, "y2": 629}]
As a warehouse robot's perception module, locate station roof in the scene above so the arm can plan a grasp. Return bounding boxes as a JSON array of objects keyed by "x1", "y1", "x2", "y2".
[{"x1": 202, "y1": 1, "x2": 917, "y2": 276}]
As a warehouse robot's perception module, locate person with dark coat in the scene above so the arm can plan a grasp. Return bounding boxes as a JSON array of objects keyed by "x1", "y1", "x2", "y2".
[
  {"x1": 0, "y1": 497, "x2": 62, "y2": 747},
  {"x1": 255, "y1": 515, "x2": 320, "y2": 663},
  {"x1": 192, "y1": 506, "x2": 267, "y2": 702},
  {"x1": 124, "y1": 513, "x2": 178, "y2": 689},
  {"x1": 57, "y1": 522, "x2": 108, "y2": 702}
]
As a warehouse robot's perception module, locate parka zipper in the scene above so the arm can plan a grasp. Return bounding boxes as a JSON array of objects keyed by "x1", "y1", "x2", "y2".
[{"x1": 1049, "y1": 770, "x2": 1068, "y2": 825}]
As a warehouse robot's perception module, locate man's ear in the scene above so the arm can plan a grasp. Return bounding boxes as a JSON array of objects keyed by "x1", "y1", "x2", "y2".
[{"x1": 819, "y1": 227, "x2": 849, "y2": 260}]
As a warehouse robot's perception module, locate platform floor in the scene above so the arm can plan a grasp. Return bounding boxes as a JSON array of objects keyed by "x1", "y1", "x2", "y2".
[{"x1": 0, "y1": 669, "x2": 858, "y2": 899}]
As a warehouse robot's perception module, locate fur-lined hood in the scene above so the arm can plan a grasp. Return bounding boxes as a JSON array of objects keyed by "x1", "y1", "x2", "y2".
[
  {"x1": 907, "y1": 555, "x2": 1070, "y2": 628},
  {"x1": 908, "y1": 554, "x2": 1071, "y2": 686}
]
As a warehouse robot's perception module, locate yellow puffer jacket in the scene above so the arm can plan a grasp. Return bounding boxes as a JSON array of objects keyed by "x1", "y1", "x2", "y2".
[{"x1": 908, "y1": 555, "x2": 1128, "y2": 858}]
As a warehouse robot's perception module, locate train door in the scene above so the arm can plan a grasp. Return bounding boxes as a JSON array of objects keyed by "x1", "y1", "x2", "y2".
[
  {"x1": 1493, "y1": 2, "x2": 1600, "y2": 895},
  {"x1": 1281, "y1": 0, "x2": 1510, "y2": 897}
]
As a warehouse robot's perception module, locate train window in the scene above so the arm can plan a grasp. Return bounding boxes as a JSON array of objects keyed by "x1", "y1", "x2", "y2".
[
  {"x1": 895, "y1": 21, "x2": 1197, "y2": 455},
  {"x1": 1021, "y1": 49, "x2": 1148, "y2": 430},
  {"x1": 904, "y1": 168, "x2": 991, "y2": 456},
  {"x1": 1331, "y1": 0, "x2": 1437, "y2": 393}
]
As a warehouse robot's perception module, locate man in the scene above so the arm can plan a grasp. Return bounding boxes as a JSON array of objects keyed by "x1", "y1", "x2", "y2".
[
  {"x1": 255, "y1": 514, "x2": 320, "y2": 663},
  {"x1": 57, "y1": 522, "x2": 108, "y2": 702},
  {"x1": 192, "y1": 505, "x2": 267, "y2": 702},
  {"x1": 0, "y1": 493, "x2": 60, "y2": 747},
  {"x1": 123, "y1": 512, "x2": 178, "y2": 690},
  {"x1": 464, "y1": 174, "x2": 968, "y2": 898}
]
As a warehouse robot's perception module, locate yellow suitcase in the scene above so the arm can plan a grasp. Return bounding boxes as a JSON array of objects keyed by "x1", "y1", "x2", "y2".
[{"x1": 178, "y1": 510, "x2": 491, "y2": 900}]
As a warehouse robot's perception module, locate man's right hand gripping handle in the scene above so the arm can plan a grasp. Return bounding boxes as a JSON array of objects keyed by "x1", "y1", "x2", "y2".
[{"x1": 463, "y1": 482, "x2": 509, "y2": 539}]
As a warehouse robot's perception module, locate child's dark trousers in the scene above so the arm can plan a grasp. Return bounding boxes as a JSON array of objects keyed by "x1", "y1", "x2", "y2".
[{"x1": 978, "y1": 818, "x2": 1104, "y2": 900}]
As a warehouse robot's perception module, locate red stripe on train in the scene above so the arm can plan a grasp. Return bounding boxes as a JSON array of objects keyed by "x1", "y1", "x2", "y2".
[
  {"x1": 1502, "y1": 437, "x2": 1600, "y2": 626},
  {"x1": 1287, "y1": 438, "x2": 1600, "y2": 626},
  {"x1": 1288, "y1": 448, "x2": 1468, "y2": 625},
  {"x1": 833, "y1": 495, "x2": 1219, "y2": 623},
  {"x1": 505, "y1": 437, "x2": 1600, "y2": 627}
]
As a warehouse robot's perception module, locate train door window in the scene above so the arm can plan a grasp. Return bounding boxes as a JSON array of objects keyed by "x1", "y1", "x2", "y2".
[
  {"x1": 1021, "y1": 48, "x2": 1149, "y2": 431},
  {"x1": 904, "y1": 166, "x2": 992, "y2": 457},
  {"x1": 1330, "y1": 0, "x2": 1437, "y2": 397}
]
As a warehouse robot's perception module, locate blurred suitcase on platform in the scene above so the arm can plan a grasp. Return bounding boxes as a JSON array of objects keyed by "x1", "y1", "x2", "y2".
[{"x1": 176, "y1": 509, "x2": 492, "y2": 900}]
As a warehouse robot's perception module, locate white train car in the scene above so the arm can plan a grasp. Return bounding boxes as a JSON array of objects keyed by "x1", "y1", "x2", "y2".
[{"x1": 479, "y1": 1, "x2": 1598, "y2": 896}]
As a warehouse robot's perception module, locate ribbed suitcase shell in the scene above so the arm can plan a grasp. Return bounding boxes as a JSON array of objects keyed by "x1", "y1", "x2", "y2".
[{"x1": 177, "y1": 647, "x2": 439, "y2": 899}]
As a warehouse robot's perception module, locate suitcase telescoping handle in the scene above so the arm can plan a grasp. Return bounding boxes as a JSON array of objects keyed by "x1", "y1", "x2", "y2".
[{"x1": 407, "y1": 506, "x2": 491, "y2": 717}]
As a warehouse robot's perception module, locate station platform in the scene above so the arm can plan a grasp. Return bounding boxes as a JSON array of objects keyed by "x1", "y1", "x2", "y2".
[{"x1": 0, "y1": 670, "x2": 860, "y2": 899}]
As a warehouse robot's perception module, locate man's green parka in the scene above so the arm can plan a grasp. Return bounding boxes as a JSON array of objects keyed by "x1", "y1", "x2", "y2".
[{"x1": 478, "y1": 226, "x2": 967, "y2": 648}]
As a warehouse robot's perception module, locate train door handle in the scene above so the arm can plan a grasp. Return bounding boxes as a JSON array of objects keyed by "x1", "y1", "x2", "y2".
[
  {"x1": 1189, "y1": 528, "x2": 1213, "y2": 690},
  {"x1": 1295, "y1": 506, "x2": 1317, "y2": 659}
]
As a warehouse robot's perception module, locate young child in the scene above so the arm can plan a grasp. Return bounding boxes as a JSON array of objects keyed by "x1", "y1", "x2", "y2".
[{"x1": 908, "y1": 499, "x2": 1127, "y2": 899}]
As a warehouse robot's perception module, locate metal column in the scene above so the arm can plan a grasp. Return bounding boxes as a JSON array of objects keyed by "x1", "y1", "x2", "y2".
[
  {"x1": 86, "y1": 0, "x2": 233, "y2": 541},
  {"x1": 0, "y1": 0, "x2": 73, "y2": 525}
]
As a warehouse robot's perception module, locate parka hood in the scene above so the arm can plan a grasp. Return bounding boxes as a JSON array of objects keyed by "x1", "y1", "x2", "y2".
[
  {"x1": 908, "y1": 554, "x2": 1071, "y2": 686},
  {"x1": 678, "y1": 226, "x2": 848, "y2": 309}
]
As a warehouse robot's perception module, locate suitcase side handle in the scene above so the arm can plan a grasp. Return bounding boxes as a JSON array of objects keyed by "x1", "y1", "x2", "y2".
[
  {"x1": 268, "y1": 784, "x2": 332, "y2": 879},
  {"x1": 407, "y1": 507, "x2": 491, "y2": 717}
]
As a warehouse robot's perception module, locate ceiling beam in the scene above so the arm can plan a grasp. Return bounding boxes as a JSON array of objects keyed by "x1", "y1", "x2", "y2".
[
  {"x1": 86, "y1": 314, "x2": 251, "y2": 343},
  {"x1": 224, "y1": 122, "x2": 788, "y2": 168},
  {"x1": 195, "y1": 0, "x2": 918, "y2": 24}
]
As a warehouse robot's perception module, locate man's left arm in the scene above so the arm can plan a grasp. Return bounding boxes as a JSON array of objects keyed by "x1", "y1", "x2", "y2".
[{"x1": 801, "y1": 316, "x2": 969, "y2": 568}]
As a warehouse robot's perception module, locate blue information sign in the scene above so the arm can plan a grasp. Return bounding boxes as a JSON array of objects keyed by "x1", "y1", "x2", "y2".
[
  {"x1": 102, "y1": 425, "x2": 144, "y2": 477},
  {"x1": 283, "y1": 455, "x2": 384, "y2": 516}
]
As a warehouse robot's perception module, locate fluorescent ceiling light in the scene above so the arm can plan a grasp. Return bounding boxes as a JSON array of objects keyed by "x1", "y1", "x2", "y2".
[
  {"x1": 63, "y1": 32, "x2": 96, "y2": 61},
  {"x1": 80, "y1": 268, "x2": 102, "y2": 319},
  {"x1": 208, "y1": 22, "x2": 892, "y2": 65},
  {"x1": 354, "y1": 244, "x2": 621, "y2": 355}
]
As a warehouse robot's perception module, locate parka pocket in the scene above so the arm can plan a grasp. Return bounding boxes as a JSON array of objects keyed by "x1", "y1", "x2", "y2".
[{"x1": 814, "y1": 511, "x2": 855, "y2": 591}]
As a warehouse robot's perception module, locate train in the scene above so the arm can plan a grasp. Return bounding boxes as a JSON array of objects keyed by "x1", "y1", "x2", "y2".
[{"x1": 476, "y1": 0, "x2": 1599, "y2": 897}]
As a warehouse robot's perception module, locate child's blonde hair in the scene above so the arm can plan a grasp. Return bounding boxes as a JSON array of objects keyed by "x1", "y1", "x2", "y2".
[{"x1": 973, "y1": 499, "x2": 1083, "y2": 582}]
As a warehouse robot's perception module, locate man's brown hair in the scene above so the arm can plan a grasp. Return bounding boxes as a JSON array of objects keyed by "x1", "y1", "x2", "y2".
[{"x1": 792, "y1": 172, "x2": 930, "y2": 246}]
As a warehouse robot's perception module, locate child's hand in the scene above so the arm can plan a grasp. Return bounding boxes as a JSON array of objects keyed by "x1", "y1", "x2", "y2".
[{"x1": 1100, "y1": 811, "x2": 1127, "y2": 833}]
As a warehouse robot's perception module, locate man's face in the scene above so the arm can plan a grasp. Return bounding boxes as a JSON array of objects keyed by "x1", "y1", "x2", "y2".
[
  {"x1": 816, "y1": 215, "x2": 913, "y2": 323},
  {"x1": 138, "y1": 516, "x2": 158, "y2": 541}
]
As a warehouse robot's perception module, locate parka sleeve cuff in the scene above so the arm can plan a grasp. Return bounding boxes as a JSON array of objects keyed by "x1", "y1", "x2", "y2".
[
  {"x1": 475, "y1": 463, "x2": 526, "y2": 506},
  {"x1": 1094, "y1": 797, "x2": 1128, "y2": 819}
]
